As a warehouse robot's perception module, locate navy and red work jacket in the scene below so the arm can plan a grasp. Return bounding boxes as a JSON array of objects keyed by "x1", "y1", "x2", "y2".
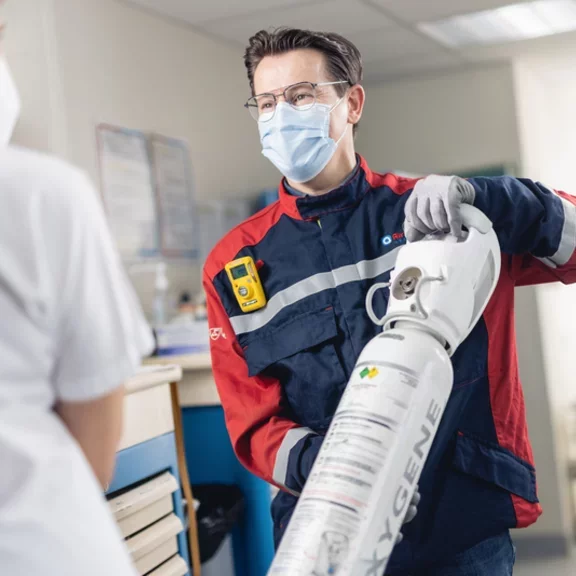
[{"x1": 203, "y1": 156, "x2": 576, "y2": 574}]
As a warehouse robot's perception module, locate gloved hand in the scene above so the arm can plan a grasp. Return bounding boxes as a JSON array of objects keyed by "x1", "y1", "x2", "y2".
[
  {"x1": 396, "y1": 489, "x2": 420, "y2": 544},
  {"x1": 404, "y1": 175, "x2": 476, "y2": 242}
]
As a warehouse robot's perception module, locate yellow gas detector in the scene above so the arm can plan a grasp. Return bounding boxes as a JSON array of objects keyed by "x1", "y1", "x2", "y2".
[{"x1": 225, "y1": 256, "x2": 267, "y2": 313}]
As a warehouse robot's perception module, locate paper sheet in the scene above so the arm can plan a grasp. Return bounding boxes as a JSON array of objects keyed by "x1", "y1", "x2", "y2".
[
  {"x1": 150, "y1": 136, "x2": 198, "y2": 258},
  {"x1": 97, "y1": 125, "x2": 159, "y2": 259}
]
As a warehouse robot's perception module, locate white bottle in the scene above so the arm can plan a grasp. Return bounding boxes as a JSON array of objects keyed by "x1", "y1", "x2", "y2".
[
  {"x1": 270, "y1": 327, "x2": 452, "y2": 575},
  {"x1": 267, "y1": 205, "x2": 501, "y2": 576},
  {"x1": 152, "y1": 262, "x2": 169, "y2": 327}
]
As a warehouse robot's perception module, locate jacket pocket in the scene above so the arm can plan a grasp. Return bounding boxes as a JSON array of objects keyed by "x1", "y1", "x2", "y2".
[
  {"x1": 243, "y1": 307, "x2": 347, "y2": 430},
  {"x1": 452, "y1": 432, "x2": 538, "y2": 504}
]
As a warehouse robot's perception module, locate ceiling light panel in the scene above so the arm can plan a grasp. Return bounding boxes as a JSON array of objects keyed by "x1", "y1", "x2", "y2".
[{"x1": 418, "y1": 0, "x2": 576, "y2": 47}]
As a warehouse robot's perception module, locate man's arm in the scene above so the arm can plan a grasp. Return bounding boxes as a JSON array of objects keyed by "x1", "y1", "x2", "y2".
[
  {"x1": 404, "y1": 174, "x2": 576, "y2": 286},
  {"x1": 203, "y1": 270, "x2": 322, "y2": 495},
  {"x1": 470, "y1": 178, "x2": 576, "y2": 285}
]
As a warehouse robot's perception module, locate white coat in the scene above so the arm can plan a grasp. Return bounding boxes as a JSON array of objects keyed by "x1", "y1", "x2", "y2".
[{"x1": 0, "y1": 146, "x2": 154, "y2": 575}]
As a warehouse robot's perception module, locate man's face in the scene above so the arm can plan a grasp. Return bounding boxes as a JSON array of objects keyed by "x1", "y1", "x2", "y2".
[{"x1": 253, "y1": 48, "x2": 350, "y2": 144}]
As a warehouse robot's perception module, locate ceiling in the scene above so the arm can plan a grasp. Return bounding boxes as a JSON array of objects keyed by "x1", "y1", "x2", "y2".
[{"x1": 124, "y1": 0, "x2": 570, "y2": 83}]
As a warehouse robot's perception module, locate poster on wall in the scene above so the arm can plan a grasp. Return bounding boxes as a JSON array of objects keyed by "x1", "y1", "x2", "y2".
[
  {"x1": 150, "y1": 135, "x2": 198, "y2": 259},
  {"x1": 197, "y1": 203, "x2": 224, "y2": 264},
  {"x1": 222, "y1": 199, "x2": 252, "y2": 234},
  {"x1": 196, "y1": 199, "x2": 254, "y2": 264},
  {"x1": 96, "y1": 124, "x2": 159, "y2": 259}
]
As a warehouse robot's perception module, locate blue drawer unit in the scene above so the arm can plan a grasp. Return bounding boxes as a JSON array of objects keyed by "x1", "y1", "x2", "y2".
[{"x1": 107, "y1": 432, "x2": 190, "y2": 575}]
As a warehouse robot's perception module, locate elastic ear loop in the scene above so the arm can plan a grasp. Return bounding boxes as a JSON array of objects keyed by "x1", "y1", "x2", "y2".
[{"x1": 329, "y1": 95, "x2": 349, "y2": 146}]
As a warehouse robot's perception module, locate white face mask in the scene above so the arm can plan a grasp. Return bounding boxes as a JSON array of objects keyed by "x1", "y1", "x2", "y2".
[{"x1": 0, "y1": 57, "x2": 21, "y2": 146}]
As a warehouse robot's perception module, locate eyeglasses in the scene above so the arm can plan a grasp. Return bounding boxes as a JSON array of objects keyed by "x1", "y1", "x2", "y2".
[{"x1": 245, "y1": 80, "x2": 350, "y2": 122}]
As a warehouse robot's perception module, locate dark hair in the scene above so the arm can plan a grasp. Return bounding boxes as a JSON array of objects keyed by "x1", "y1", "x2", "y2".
[{"x1": 244, "y1": 28, "x2": 363, "y2": 133}]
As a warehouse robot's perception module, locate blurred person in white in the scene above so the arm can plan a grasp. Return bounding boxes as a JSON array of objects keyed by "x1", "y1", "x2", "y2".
[{"x1": 0, "y1": 9, "x2": 154, "y2": 576}]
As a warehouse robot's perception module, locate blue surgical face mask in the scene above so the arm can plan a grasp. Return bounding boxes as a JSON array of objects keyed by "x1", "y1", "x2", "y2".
[{"x1": 258, "y1": 99, "x2": 348, "y2": 183}]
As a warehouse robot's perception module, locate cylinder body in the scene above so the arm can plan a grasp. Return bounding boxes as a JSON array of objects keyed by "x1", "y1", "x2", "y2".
[{"x1": 267, "y1": 327, "x2": 453, "y2": 576}]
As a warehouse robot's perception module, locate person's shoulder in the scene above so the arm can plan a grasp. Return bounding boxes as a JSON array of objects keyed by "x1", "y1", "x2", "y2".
[
  {"x1": 0, "y1": 146, "x2": 86, "y2": 184},
  {"x1": 204, "y1": 200, "x2": 283, "y2": 282},
  {"x1": 367, "y1": 170, "x2": 421, "y2": 196},
  {"x1": 0, "y1": 146, "x2": 97, "y2": 210},
  {"x1": 359, "y1": 158, "x2": 421, "y2": 196}
]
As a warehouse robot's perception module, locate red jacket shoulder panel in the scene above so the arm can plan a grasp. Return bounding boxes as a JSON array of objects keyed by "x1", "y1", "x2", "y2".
[{"x1": 359, "y1": 156, "x2": 420, "y2": 195}]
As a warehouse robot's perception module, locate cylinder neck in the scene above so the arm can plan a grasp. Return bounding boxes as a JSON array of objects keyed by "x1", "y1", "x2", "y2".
[{"x1": 392, "y1": 320, "x2": 448, "y2": 350}]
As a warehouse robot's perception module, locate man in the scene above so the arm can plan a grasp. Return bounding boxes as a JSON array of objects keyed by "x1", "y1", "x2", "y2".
[{"x1": 204, "y1": 28, "x2": 576, "y2": 575}]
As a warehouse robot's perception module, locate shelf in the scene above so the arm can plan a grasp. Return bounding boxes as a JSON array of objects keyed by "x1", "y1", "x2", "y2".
[
  {"x1": 126, "y1": 365, "x2": 183, "y2": 394},
  {"x1": 143, "y1": 354, "x2": 220, "y2": 407},
  {"x1": 145, "y1": 353, "x2": 212, "y2": 372}
]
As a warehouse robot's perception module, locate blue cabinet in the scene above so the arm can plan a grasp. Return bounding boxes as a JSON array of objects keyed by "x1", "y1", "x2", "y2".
[{"x1": 108, "y1": 432, "x2": 190, "y2": 575}]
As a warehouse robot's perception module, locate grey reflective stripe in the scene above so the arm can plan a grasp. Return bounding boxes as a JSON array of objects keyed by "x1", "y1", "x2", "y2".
[
  {"x1": 230, "y1": 248, "x2": 401, "y2": 336},
  {"x1": 272, "y1": 427, "x2": 315, "y2": 494},
  {"x1": 550, "y1": 196, "x2": 576, "y2": 266}
]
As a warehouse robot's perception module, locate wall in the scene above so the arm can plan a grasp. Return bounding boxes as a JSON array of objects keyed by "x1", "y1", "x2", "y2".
[
  {"x1": 514, "y1": 287, "x2": 571, "y2": 545},
  {"x1": 6, "y1": 0, "x2": 279, "y2": 313},
  {"x1": 356, "y1": 64, "x2": 521, "y2": 175},
  {"x1": 514, "y1": 47, "x2": 576, "y2": 410},
  {"x1": 512, "y1": 45, "x2": 576, "y2": 545},
  {"x1": 4, "y1": 0, "x2": 67, "y2": 155},
  {"x1": 51, "y1": 0, "x2": 278, "y2": 201},
  {"x1": 50, "y1": 0, "x2": 279, "y2": 310}
]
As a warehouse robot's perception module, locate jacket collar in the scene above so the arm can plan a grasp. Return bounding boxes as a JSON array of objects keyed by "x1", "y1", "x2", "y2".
[{"x1": 278, "y1": 155, "x2": 377, "y2": 220}]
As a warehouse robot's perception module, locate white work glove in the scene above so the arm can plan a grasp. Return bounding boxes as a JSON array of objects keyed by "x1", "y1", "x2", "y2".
[
  {"x1": 404, "y1": 175, "x2": 476, "y2": 242},
  {"x1": 396, "y1": 489, "x2": 421, "y2": 544}
]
